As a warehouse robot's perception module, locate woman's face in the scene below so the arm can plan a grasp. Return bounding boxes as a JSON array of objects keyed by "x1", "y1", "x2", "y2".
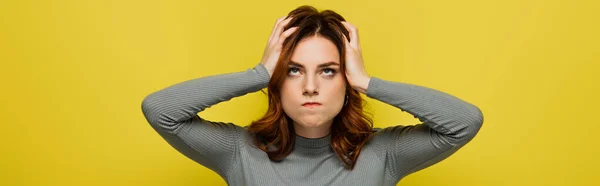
[{"x1": 280, "y1": 35, "x2": 346, "y2": 136}]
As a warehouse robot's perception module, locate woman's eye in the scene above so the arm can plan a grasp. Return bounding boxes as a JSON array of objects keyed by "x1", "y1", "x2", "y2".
[
  {"x1": 287, "y1": 67, "x2": 336, "y2": 77},
  {"x1": 288, "y1": 67, "x2": 300, "y2": 75},
  {"x1": 323, "y1": 68, "x2": 336, "y2": 76}
]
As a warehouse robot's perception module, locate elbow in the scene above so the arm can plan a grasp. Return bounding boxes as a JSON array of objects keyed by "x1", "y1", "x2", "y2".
[
  {"x1": 141, "y1": 93, "x2": 156, "y2": 119},
  {"x1": 447, "y1": 104, "x2": 484, "y2": 145},
  {"x1": 471, "y1": 105, "x2": 484, "y2": 130},
  {"x1": 462, "y1": 105, "x2": 484, "y2": 141},
  {"x1": 141, "y1": 92, "x2": 182, "y2": 134},
  {"x1": 141, "y1": 92, "x2": 164, "y2": 127}
]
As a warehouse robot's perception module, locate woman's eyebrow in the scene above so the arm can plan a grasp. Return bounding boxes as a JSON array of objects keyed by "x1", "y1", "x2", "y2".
[{"x1": 289, "y1": 61, "x2": 340, "y2": 68}]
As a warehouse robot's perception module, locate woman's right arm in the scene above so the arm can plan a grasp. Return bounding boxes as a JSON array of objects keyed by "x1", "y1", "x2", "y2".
[
  {"x1": 141, "y1": 15, "x2": 296, "y2": 179},
  {"x1": 141, "y1": 63, "x2": 270, "y2": 178}
]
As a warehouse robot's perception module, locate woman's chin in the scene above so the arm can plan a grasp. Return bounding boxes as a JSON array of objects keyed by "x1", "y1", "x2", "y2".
[{"x1": 297, "y1": 118, "x2": 324, "y2": 127}]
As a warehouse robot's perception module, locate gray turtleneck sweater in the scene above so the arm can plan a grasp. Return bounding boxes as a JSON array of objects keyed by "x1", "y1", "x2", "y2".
[{"x1": 141, "y1": 63, "x2": 483, "y2": 186}]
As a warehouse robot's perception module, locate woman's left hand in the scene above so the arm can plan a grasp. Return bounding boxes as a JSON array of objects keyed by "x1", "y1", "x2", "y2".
[{"x1": 341, "y1": 21, "x2": 371, "y2": 94}]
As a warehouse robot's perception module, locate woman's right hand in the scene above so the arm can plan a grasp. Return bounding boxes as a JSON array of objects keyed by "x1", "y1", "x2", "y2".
[{"x1": 260, "y1": 16, "x2": 298, "y2": 78}]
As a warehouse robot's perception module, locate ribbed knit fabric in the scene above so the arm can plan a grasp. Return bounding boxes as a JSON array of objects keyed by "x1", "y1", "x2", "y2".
[{"x1": 141, "y1": 63, "x2": 484, "y2": 186}]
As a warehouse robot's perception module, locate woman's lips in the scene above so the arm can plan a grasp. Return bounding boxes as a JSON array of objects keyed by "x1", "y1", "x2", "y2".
[{"x1": 302, "y1": 102, "x2": 322, "y2": 107}]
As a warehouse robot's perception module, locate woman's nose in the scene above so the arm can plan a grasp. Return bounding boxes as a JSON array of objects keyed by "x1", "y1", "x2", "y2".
[{"x1": 302, "y1": 76, "x2": 319, "y2": 96}]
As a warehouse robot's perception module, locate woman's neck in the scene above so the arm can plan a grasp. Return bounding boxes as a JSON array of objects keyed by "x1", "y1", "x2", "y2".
[{"x1": 292, "y1": 120, "x2": 332, "y2": 138}]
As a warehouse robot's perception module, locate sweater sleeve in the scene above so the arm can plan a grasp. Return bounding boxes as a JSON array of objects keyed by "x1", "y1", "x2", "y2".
[
  {"x1": 366, "y1": 77, "x2": 484, "y2": 181},
  {"x1": 140, "y1": 63, "x2": 270, "y2": 178}
]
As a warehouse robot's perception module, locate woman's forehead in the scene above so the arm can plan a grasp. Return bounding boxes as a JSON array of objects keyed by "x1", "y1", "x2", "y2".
[{"x1": 290, "y1": 36, "x2": 340, "y2": 67}]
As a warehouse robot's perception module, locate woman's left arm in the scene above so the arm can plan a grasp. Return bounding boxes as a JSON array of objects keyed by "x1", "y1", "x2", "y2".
[
  {"x1": 341, "y1": 21, "x2": 484, "y2": 181},
  {"x1": 365, "y1": 76, "x2": 484, "y2": 180}
]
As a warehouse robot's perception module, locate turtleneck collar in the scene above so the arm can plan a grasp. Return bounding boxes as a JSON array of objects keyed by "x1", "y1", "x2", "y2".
[{"x1": 294, "y1": 132, "x2": 332, "y2": 149}]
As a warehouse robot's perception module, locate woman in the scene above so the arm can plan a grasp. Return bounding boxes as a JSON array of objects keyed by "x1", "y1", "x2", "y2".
[{"x1": 141, "y1": 5, "x2": 483, "y2": 186}]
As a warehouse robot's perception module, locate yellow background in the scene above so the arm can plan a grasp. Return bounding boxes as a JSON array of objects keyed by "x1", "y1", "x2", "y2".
[{"x1": 1, "y1": 0, "x2": 598, "y2": 185}]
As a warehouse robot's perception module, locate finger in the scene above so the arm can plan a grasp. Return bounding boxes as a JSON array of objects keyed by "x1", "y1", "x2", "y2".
[
  {"x1": 341, "y1": 21, "x2": 360, "y2": 49},
  {"x1": 341, "y1": 33, "x2": 352, "y2": 50},
  {"x1": 342, "y1": 34, "x2": 350, "y2": 47},
  {"x1": 268, "y1": 17, "x2": 286, "y2": 43},
  {"x1": 347, "y1": 22, "x2": 360, "y2": 47},
  {"x1": 276, "y1": 26, "x2": 299, "y2": 47},
  {"x1": 273, "y1": 16, "x2": 294, "y2": 43}
]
